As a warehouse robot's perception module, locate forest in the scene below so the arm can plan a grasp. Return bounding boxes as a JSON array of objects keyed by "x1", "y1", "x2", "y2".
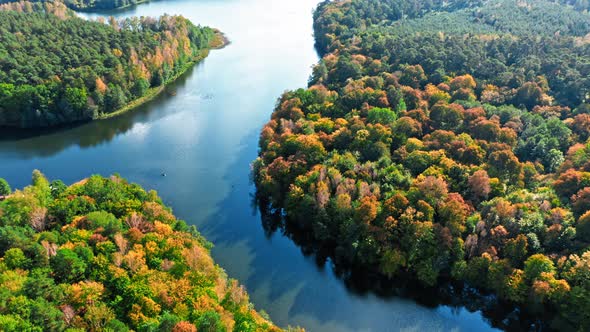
[
  {"x1": 62, "y1": 0, "x2": 148, "y2": 10},
  {"x1": 0, "y1": 0, "x2": 219, "y2": 128},
  {"x1": 0, "y1": 0, "x2": 151, "y2": 11},
  {"x1": 254, "y1": 0, "x2": 590, "y2": 330},
  {"x1": 0, "y1": 172, "x2": 295, "y2": 332}
]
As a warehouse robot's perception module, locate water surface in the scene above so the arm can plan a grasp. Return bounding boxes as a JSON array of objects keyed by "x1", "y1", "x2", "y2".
[{"x1": 0, "y1": 0, "x2": 498, "y2": 330}]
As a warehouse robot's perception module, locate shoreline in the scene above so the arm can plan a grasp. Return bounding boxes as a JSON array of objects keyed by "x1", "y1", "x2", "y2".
[
  {"x1": 0, "y1": 31, "x2": 229, "y2": 131},
  {"x1": 0, "y1": 173, "x2": 285, "y2": 331},
  {"x1": 69, "y1": 0, "x2": 151, "y2": 12},
  {"x1": 98, "y1": 31, "x2": 229, "y2": 121}
]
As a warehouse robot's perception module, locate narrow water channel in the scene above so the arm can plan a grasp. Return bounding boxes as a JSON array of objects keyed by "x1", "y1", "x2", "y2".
[{"x1": 0, "y1": 0, "x2": 498, "y2": 330}]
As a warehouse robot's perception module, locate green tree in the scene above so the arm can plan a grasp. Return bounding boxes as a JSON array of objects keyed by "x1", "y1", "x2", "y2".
[
  {"x1": 49, "y1": 180, "x2": 67, "y2": 198},
  {"x1": 367, "y1": 107, "x2": 397, "y2": 125},
  {"x1": 104, "y1": 84, "x2": 127, "y2": 112},
  {"x1": 196, "y1": 311, "x2": 225, "y2": 332},
  {"x1": 29, "y1": 299, "x2": 65, "y2": 332},
  {"x1": 50, "y1": 249, "x2": 87, "y2": 283},
  {"x1": 429, "y1": 102, "x2": 464, "y2": 130},
  {"x1": 131, "y1": 78, "x2": 150, "y2": 98},
  {"x1": 63, "y1": 87, "x2": 88, "y2": 114},
  {"x1": 0, "y1": 178, "x2": 10, "y2": 196},
  {"x1": 504, "y1": 234, "x2": 528, "y2": 266},
  {"x1": 4, "y1": 248, "x2": 29, "y2": 269},
  {"x1": 524, "y1": 254, "x2": 555, "y2": 281}
]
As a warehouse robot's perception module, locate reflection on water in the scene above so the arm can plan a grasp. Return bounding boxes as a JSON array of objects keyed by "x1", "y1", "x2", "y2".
[
  {"x1": 0, "y1": 64, "x2": 200, "y2": 158},
  {"x1": 201, "y1": 136, "x2": 501, "y2": 331},
  {"x1": 255, "y1": 201, "x2": 550, "y2": 331},
  {"x1": 0, "y1": 0, "x2": 500, "y2": 331}
]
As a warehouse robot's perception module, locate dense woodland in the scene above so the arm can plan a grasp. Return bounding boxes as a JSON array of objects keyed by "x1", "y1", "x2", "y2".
[
  {"x1": 0, "y1": 1, "x2": 217, "y2": 128},
  {"x1": 313, "y1": 0, "x2": 590, "y2": 108},
  {"x1": 0, "y1": 0, "x2": 150, "y2": 11},
  {"x1": 62, "y1": 0, "x2": 148, "y2": 10},
  {"x1": 254, "y1": 0, "x2": 590, "y2": 330},
  {"x1": 0, "y1": 172, "x2": 292, "y2": 332}
]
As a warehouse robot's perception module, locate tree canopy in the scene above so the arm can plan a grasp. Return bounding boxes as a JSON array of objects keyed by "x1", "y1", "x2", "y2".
[
  {"x1": 0, "y1": 1, "x2": 218, "y2": 128},
  {"x1": 0, "y1": 172, "x2": 296, "y2": 332},
  {"x1": 254, "y1": 0, "x2": 590, "y2": 329},
  {"x1": 1, "y1": 0, "x2": 153, "y2": 11}
]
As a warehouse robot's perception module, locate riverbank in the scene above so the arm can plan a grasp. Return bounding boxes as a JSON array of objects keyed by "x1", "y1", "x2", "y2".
[
  {"x1": 0, "y1": 4, "x2": 221, "y2": 129},
  {"x1": 254, "y1": 0, "x2": 590, "y2": 331},
  {"x1": 0, "y1": 172, "x2": 286, "y2": 331},
  {"x1": 0, "y1": 0, "x2": 500, "y2": 330},
  {"x1": 73, "y1": 0, "x2": 150, "y2": 12},
  {"x1": 99, "y1": 31, "x2": 229, "y2": 121}
]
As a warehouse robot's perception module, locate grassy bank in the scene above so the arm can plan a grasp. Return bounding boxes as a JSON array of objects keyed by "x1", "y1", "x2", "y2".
[
  {"x1": 99, "y1": 31, "x2": 228, "y2": 121},
  {"x1": 71, "y1": 0, "x2": 152, "y2": 12}
]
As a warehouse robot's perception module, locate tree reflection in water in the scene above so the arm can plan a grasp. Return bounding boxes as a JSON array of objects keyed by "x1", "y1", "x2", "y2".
[{"x1": 257, "y1": 196, "x2": 551, "y2": 332}]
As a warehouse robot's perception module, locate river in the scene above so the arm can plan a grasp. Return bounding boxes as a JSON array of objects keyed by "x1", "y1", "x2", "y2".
[{"x1": 0, "y1": 0, "x2": 499, "y2": 330}]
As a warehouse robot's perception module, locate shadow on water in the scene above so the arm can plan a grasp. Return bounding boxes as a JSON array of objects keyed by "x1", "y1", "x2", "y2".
[
  {"x1": 254, "y1": 201, "x2": 553, "y2": 332},
  {"x1": 195, "y1": 127, "x2": 500, "y2": 331},
  {"x1": 0, "y1": 62, "x2": 203, "y2": 158},
  {"x1": 0, "y1": 0, "x2": 536, "y2": 330}
]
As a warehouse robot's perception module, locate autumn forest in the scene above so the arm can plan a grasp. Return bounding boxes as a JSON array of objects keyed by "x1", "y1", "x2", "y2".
[
  {"x1": 254, "y1": 0, "x2": 590, "y2": 330},
  {"x1": 0, "y1": 1, "x2": 220, "y2": 128},
  {"x1": 2, "y1": 0, "x2": 590, "y2": 331}
]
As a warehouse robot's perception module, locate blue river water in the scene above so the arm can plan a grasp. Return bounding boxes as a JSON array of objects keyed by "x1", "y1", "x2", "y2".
[{"x1": 0, "y1": 0, "x2": 499, "y2": 330}]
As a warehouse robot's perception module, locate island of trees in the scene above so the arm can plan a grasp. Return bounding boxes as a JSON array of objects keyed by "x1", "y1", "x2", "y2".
[
  {"x1": 0, "y1": 172, "x2": 299, "y2": 331},
  {"x1": 62, "y1": 0, "x2": 150, "y2": 11},
  {"x1": 1, "y1": 0, "x2": 156, "y2": 12},
  {"x1": 254, "y1": 0, "x2": 590, "y2": 330},
  {"x1": 0, "y1": 0, "x2": 224, "y2": 128}
]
